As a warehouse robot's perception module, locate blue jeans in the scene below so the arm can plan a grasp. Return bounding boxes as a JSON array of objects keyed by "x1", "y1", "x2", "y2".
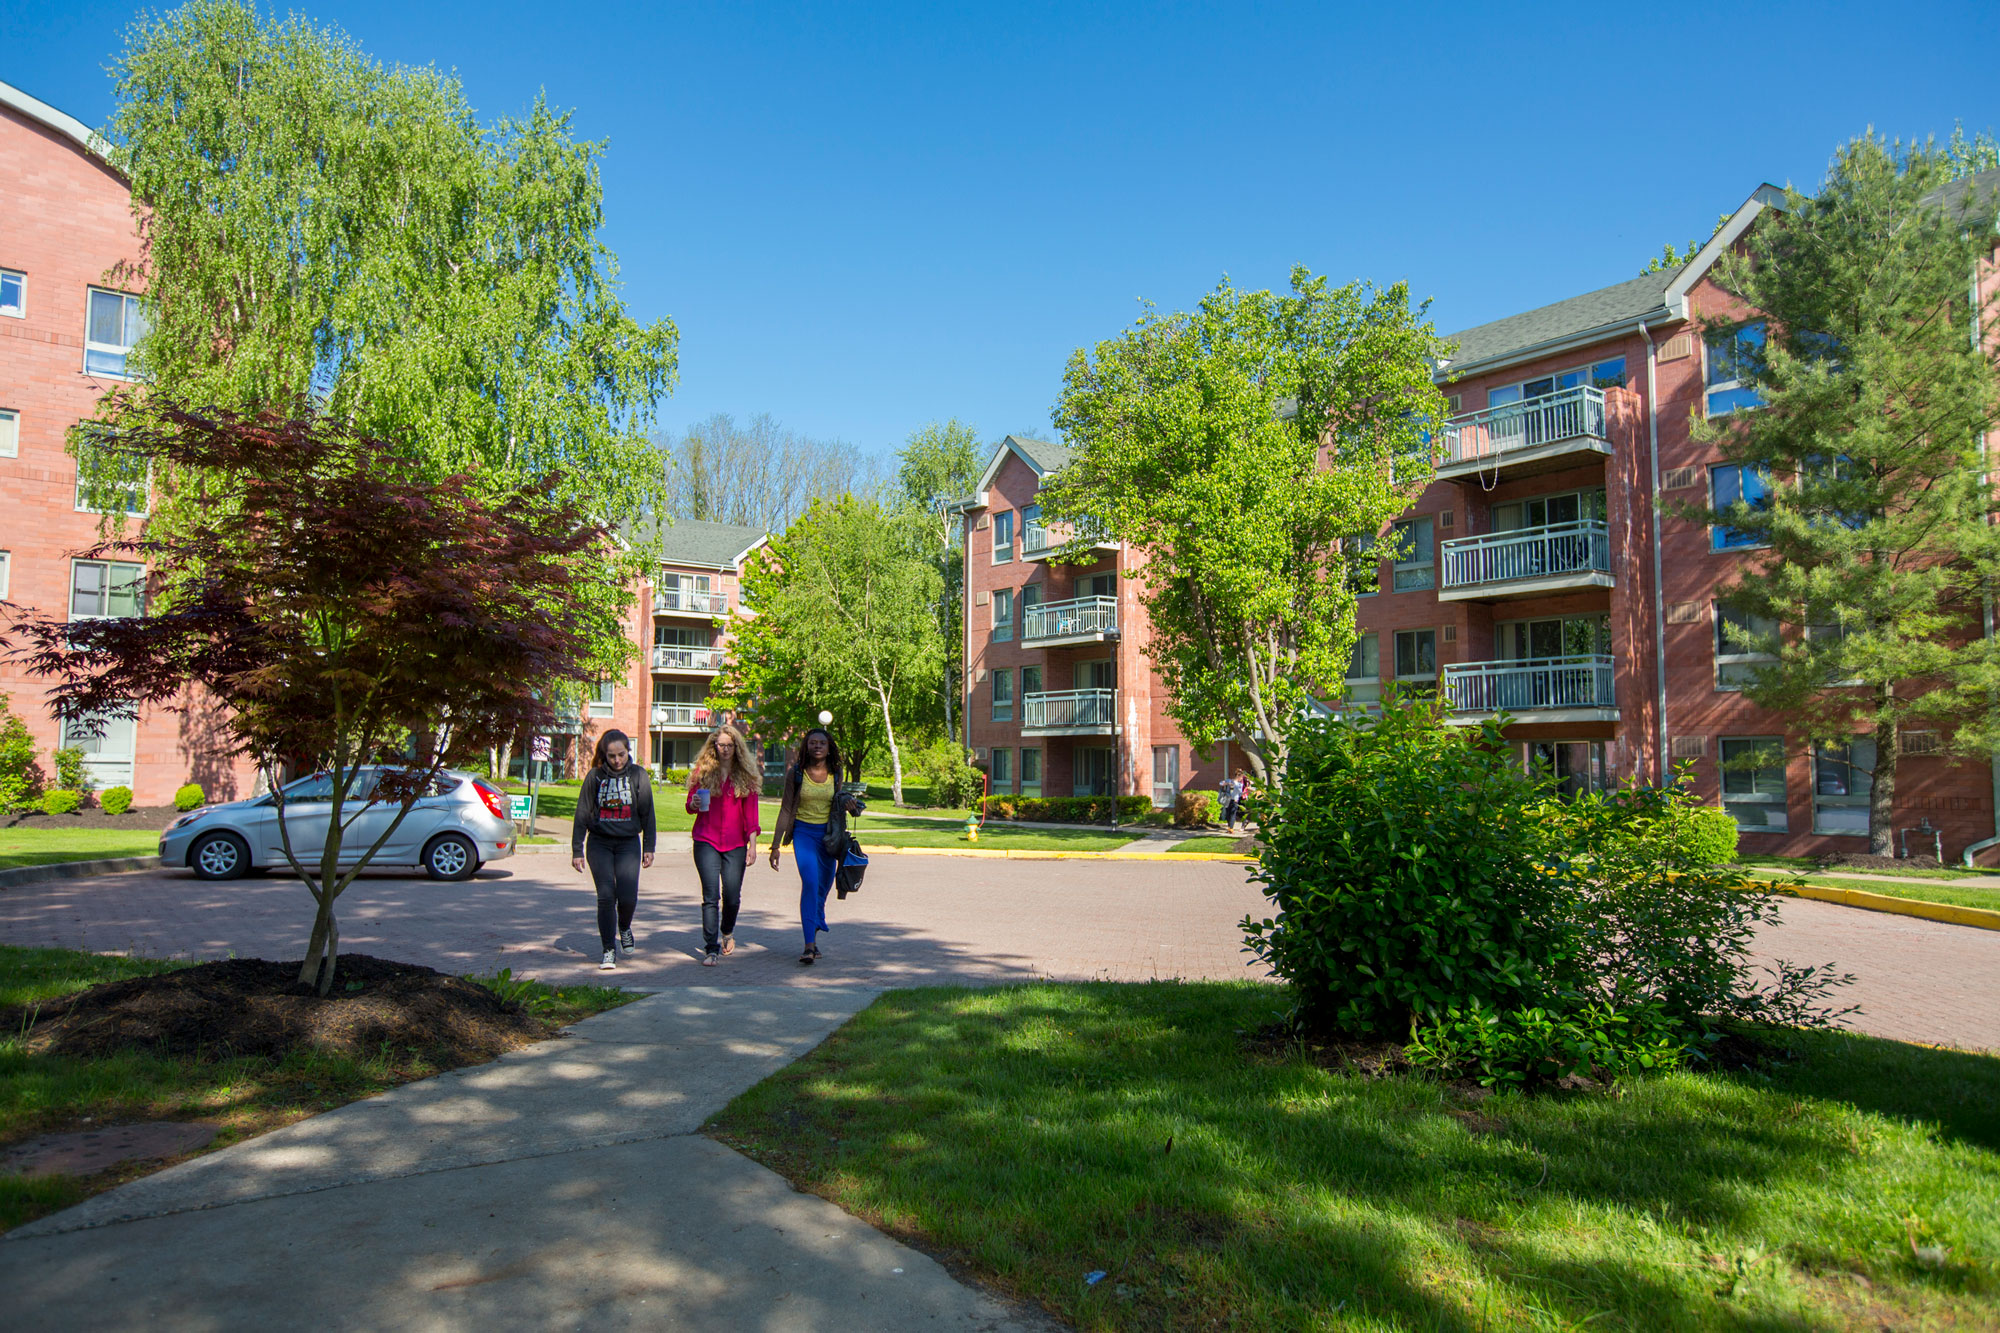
[{"x1": 793, "y1": 820, "x2": 834, "y2": 947}]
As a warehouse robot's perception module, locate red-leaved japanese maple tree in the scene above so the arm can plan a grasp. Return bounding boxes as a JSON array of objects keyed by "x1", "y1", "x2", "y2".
[{"x1": 2, "y1": 405, "x2": 609, "y2": 993}]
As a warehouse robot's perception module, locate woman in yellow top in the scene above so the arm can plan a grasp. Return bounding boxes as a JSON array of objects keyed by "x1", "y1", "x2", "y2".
[{"x1": 769, "y1": 726, "x2": 862, "y2": 965}]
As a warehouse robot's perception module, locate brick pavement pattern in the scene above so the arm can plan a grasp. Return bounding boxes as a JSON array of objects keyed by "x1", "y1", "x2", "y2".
[{"x1": 0, "y1": 854, "x2": 1993, "y2": 1051}]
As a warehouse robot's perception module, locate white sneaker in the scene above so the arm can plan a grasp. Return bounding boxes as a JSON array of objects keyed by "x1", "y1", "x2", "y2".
[
  {"x1": 599, "y1": 950, "x2": 616, "y2": 971},
  {"x1": 619, "y1": 929, "x2": 636, "y2": 953}
]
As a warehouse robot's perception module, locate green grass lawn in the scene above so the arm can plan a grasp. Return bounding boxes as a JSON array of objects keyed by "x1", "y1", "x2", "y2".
[
  {"x1": 854, "y1": 816, "x2": 1137, "y2": 853},
  {"x1": 710, "y1": 982, "x2": 1999, "y2": 1332},
  {"x1": 0, "y1": 944, "x2": 633, "y2": 1232},
  {"x1": 0, "y1": 826, "x2": 162, "y2": 872},
  {"x1": 1165, "y1": 835, "x2": 1250, "y2": 854},
  {"x1": 1737, "y1": 853, "x2": 2000, "y2": 882},
  {"x1": 1742, "y1": 868, "x2": 2000, "y2": 912}
]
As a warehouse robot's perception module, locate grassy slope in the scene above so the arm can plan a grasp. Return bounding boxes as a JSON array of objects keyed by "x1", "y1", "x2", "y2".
[
  {"x1": 1738, "y1": 854, "x2": 2000, "y2": 883},
  {"x1": 0, "y1": 945, "x2": 633, "y2": 1232},
  {"x1": 710, "y1": 982, "x2": 1999, "y2": 1332},
  {"x1": 1166, "y1": 836, "x2": 1249, "y2": 854},
  {"x1": 0, "y1": 827, "x2": 162, "y2": 871},
  {"x1": 1743, "y1": 868, "x2": 2000, "y2": 912}
]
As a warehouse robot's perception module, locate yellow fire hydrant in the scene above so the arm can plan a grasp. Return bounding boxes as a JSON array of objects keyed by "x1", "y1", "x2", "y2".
[{"x1": 965, "y1": 812, "x2": 980, "y2": 842}]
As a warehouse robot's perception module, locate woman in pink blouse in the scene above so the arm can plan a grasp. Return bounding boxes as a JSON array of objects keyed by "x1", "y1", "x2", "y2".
[{"x1": 687, "y1": 724, "x2": 764, "y2": 965}]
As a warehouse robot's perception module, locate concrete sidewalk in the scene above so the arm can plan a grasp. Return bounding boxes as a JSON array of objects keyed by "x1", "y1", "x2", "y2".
[{"x1": 0, "y1": 987, "x2": 1058, "y2": 1331}]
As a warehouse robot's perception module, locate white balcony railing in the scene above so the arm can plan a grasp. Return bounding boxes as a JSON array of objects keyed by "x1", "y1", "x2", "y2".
[
  {"x1": 1440, "y1": 521, "x2": 1611, "y2": 590},
  {"x1": 1023, "y1": 596, "x2": 1118, "y2": 644},
  {"x1": 650, "y1": 703, "x2": 712, "y2": 729},
  {"x1": 652, "y1": 646, "x2": 725, "y2": 672},
  {"x1": 1443, "y1": 656, "x2": 1616, "y2": 714},
  {"x1": 1439, "y1": 386, "x2": 1607, "y2": 469},
  {"x1": 1023, "y1": 688, "x2": 1117, "y2": 731},
  {"x1": 653, "y1": 588, "x2": 728, "y2": 616}
]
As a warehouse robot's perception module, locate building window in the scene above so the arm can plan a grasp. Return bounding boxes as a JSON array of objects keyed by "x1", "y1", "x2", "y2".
[
  {"x1": 991, "y1": 667, "x2": 1013, "y2": 722},
  {"x1": 1705, "y1": 321, "x2": 1766, "y2": 415},
  {"x1": 62, "y1": 710, "x2": 137, "y2": 790},
  {"x1": 1715, "y1": 604, "x2": 1779, "y2": 689},
  {"x1": 588, "y1": 680, "x2": 615, "y2": 717},
  {"x1": 0, "y1": 269, "x2": 23, "y2": 318},
  {"x1": 1391, "y1": 516, "x2": 1434, "y2": 592},
  {"x1": 992, "y1": 587, "x2": 1014, "y2": 641},
  {"x1": 991, "y1": 747, "x2": 1013, "y2": 788},
  {"x1": 85, "y1": 288, "x2": 148, "y2": 380},
  {"x1": 1020, "y1": 581, "x2": 1041, "y2": 623},
  {"x1": 1497, "y1": 613, "x2": 1609, "y2": 660},
  {"x1": 1079, "y1": 571, "x2": 1116, "y2": 599},
  {"x1": 73, "y1": 434, "x2": 150, "y2": 516},
  {"x1": 1720, "y1": 737, "x2": 1788, "y2": 833},
  {"x1": 1393, "y1": 628, "x2": 1436, "y2": 693},
  {"x1": 1710, "y1": 464, "x2": 1771, "y2": 550},
  {"x1": 1020, "y1": 746, "x2": 1042, "y2": 795},
  {"x1": 0, "y1": 408, "x2": 16, "y2": 458},
  {"x1": 1485, "y1": 358, "x2": 1627, "y2": 408},
  {"x1": 1150, "y1": 745, "x2": 1180, "y2": 808},
  {"x1": 1491, "y1": 488, "x2": 1606, "y2": 531},
  {"x1": 993, "y1": 510, "x2": 1014, "y2": 563},
  {"x1": 1348, "y1": 532, "x2": 1379, "y2": 597},
  {"x1": 69, "y1": 560, "x2": 145, "y2": 619},
  {"x1": 1525, "y1": 740, "x2": 1607, "y2": 799},
  {"x1": 1344, "y1": 632, "x2": 1380, "y2": 710},
  {"x1": 1021, "y1": 665, "x2": 1042, "y2": 698},
  {"x1": 0, "y1": 550, "x2": 9, "y2": 599},
  {"x1": 1021, "y1": 503, "x2": 1044, "y2": 554},
  {"x1": 1813, "y1": 739, "x2": 1874, "y2": 836}
]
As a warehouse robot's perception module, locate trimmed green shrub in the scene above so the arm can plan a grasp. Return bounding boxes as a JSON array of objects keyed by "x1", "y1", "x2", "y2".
[
  {"x1": 1682, "y1": 804, "x2": 1740, "y2": 865},
  {"x1": 52, "y1": 746, "x2": 92, "y2": 796},
  {"x1": 173, "y1": 782, "x2": 207, "y2": 812},
  {"x1": 100, "y1": 786, "x2": 135, "y2": 815},
  {"x1": 0, "y1": 695, "x2": 47, "y2": 813},
  {"x1": 40, "y1": 788, "x2": 82, "y2": 816},
  {"x1": 979, "y1": 794, "x2": 1150, "y2": 823},
  {"x1": 916, "y1": 741, "x2": 984, "y2": 809},
  {"x1": 1405, "y1": 999, "x2": 1685, "y2": 1090},
  {"x1": 1173, "y1": 790, "x2": 1215, "y2": 828},
  {"x1": 663, "y1": 766, "x2": 691, "y2": 785}
]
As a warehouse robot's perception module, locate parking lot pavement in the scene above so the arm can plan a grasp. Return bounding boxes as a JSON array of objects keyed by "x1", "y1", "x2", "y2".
[{"x1": 0, "y1": 855, "x2": 1992, "y2": 1051}]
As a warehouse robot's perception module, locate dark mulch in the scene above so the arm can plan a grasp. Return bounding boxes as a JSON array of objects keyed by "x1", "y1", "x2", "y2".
[
  {"x1": 0, "y1": 954, "x2": 546, "y2": 1063},
  {"x1": 2, "y1": 806, "x2": 184, "y2": 832},
  {"x1": 1240, "y1": 1021, "x2": 1417, "y2": 1079},
  {"x1": 1814, "y1": 851, "x2": 1942, "y2": 872}
]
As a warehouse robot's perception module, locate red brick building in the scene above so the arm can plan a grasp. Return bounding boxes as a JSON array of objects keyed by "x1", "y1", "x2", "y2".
[
  {"x1": 633, "y1": 519, "x2": 766, "y2": 775},
  {"x1": 0, "y1": 79, "x2": 254, "y2": 805}
]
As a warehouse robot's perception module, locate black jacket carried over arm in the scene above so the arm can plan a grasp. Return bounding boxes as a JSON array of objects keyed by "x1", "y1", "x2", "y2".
[{"x1": 571, "y1": 764, "x2": 657, "y2": 856}]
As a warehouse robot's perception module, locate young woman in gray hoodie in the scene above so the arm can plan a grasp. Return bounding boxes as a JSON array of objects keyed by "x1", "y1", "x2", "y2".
[{"x1": 570, "y1": 729, "x2": 657, "y2": 970}]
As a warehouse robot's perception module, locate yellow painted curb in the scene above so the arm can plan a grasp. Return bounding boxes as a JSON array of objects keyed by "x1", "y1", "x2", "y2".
[
  {"x1": 861, "y1": 845, "x2": 1256, "y2": 863},
  {"x1": 1766, "y1": 880, "x2": 2000, "y2": 932}
]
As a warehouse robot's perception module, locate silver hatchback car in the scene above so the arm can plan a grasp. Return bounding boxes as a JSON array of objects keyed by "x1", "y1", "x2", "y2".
[{"x1": 159, "y1": 767, "x2": 517, "y2": 882}]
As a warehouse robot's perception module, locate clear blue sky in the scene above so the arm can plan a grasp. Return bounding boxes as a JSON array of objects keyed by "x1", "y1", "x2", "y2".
[{"x1": 12, "y1": 1, "x2": 2000, "y2": 460}]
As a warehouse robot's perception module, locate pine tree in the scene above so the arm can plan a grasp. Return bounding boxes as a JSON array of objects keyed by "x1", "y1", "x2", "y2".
[{"x1": 1676, "y1": 134, "x2": 2000, "y2": 854}]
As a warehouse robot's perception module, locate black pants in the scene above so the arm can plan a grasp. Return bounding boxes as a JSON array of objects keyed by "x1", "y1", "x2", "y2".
[
  {"x1": 693, "y1": 841, "x2": 745, "y2": 953},
  {"x1": 585, "y1": 834, "x2": 641, "y2": 951}
]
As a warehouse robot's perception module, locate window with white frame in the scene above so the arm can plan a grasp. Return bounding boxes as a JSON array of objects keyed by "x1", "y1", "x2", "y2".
[
  {"x1": 1812, "y1": 738, "x2": 1874, "y2": 836},
  {"x1": 991, "y1": 747, "x2": 1013, "y2": 788},
  {"x1": 1496, "y1": 613, "x2": 1609, "y2": 660},
  {"x1": 992, "y1": 587, "x2": 1014, "y2": 641},
  {"x1": 1720, "y1": 737, "x2": 1788, "y2": 832},
  {"x1": 0, "y1": 550, "x2": 9, "y2": 599},
  {"x1": 1020, "y1": 746, "x2": 1042, "y2": 794},
  {"x1": 992, "y1": 510, "x2": 1014, "y2": 563},
  {"x1": 85, "y1": 288, "x2": 148, "y2": 379},
  {"x1": 1344, "y1": 632, "x2": 1380, "y2": 710},
  {"x1": 1393, "y1": 628, "x2": 1436, "y2": 693},
  {"x1": 588, "y1": 680, "x2": 616, "y2": 717},
  {"x1": 0, "y1": 407, "x2": 16, "y2": 458},
  {"x1": 1705, "y1": 321, "x2": 1766, "y2": 415},
  {"x1": 73, "y1": 433, "x2": 150, "y2": 515},
  {"x1": 0, "y1": 269, "x2": 22, "y2": 318},
  {"x1": 1491, "y1": 487, "x2": 1606, "y2": 532},
  {"x1": 69, "y1": 559, "x2": 145, "y2": 619},
  {"x1": 1715, "y1": 604, "x2": 1779, "y2": 689},
  {"x1": 1805, "y1": 619, "x2": 1862, "y2": 686},
  {"x1": 62, "y1": 709, "x2": 137, "y2": 790},
  {"x1": 1710, "y1": 463, "x2": 1771, "y2": 550},
  {"x1": 991, "y1": 667, "x2": 1013, "y2": 722},
  {"x1": 1390, "y1": 516, "x2": 1434, "y2": 592},
  {"x1": 1021, "y1": 665, "x2": 1042, "y2": 699}
]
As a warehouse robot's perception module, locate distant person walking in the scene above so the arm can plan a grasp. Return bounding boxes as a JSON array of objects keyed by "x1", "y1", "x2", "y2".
[
  {"x1": 1222, "y1": 768, "x2": 1254, "y2": 832},
  {"x1": 768, "y1": 727, "x2": 862, "y2": 966},
  {"x1": 687, "y1": 724, "x2": 762, "y2": 966},
  {"x1": 570, "y1": 729, "x2": 656, "y2": 971}
]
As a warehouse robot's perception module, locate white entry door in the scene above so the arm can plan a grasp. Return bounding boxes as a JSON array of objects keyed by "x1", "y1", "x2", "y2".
[{"x1": 1151, "y1": 746, "x2": 1179, "y2": 809}]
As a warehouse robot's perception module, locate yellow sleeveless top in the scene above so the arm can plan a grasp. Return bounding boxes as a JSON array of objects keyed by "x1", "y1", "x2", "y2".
[{"x1": 796, "y1": 771, "x2": 835, "y2": 824}]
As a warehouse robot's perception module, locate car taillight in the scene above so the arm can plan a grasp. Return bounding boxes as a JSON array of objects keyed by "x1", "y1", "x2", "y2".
[{"x1": 474, "y1": 780, "x2": 509, "y2": 821}]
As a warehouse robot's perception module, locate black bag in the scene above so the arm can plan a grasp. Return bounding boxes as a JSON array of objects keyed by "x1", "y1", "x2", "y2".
[{"x1": 835, "y1": 839, "x2": 868, "y2": 899}]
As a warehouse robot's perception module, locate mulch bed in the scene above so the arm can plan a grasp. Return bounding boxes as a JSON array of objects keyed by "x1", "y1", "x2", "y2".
[
  {"x1": 1813, "y1": 852, "x2": 1945, "y2": 873},
  {"x1": 1, "y1": 954, "x2": 546, "y2": 1063},
  {"x1": 2, "y1": 806, "x2": 183, "y2": 832}
]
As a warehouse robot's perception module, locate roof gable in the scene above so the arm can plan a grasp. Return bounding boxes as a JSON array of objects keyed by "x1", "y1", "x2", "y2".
[
  {"x1": 625, "y1": 516, "x2": 770, "y2": 569},
  {"x1": 963, "y1": 435, "x2": 1071, "y2": 507},
  {"x1": 0, "y1": 79, "x2": 117, "y2": 169}
]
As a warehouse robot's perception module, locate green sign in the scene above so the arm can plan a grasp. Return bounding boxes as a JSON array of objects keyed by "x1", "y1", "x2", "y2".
[{"x1": 509, "y1": 795, "x2": 533, "y2": 821}]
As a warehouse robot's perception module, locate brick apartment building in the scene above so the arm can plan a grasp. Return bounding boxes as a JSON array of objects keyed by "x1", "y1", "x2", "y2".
[
  {"x1": 964, "y1": 180, "x2": 2000, "y2": 861},
  {"x1": 625, "y1": 518, "x2": 767, "y2": 777},
  {"x1": 0, "y1": 79, "x2": 255, "y2": 805}
]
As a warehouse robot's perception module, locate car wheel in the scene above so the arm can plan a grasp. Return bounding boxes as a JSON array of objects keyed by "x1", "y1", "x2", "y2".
[
  {"x1": 190, "y1": 832, "x2": 250, "y2": 881},
  {"x1": 424, "y1": 834, "x2": 478, "y2": 882}
]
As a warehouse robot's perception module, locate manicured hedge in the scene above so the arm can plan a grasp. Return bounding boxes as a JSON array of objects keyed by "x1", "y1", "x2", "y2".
[{"x1": 978, "y1": 794, "x2": 1151, "y2": 823}]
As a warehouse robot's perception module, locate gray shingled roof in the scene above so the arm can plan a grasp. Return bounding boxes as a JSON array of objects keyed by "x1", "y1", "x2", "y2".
[
  {"x1": 1007, "y1": 435, "x2": 1073, "y2": 473},
  {"x1": 1442, "y1": 268, "x2": 1683, "y2": 371},
  {"x1": 626, "y1": 516, "x2": 768, "y2": 569},
  {"x1": 1921, "y1": 165, "x2": 2000, "y2": 223}
]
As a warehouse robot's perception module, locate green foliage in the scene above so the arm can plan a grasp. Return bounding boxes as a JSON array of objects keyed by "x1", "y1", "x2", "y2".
[
  {"x1": 51, "y1": 748, "x2": 90, "y2": 795},
  {"x1": 466, "y1": 967, "x2": 630, "y2": 1021},
  {"x1": 978, "y1": 794, "x2": 1150, "y2": 823},
  {"x1": 38, "y1": 790, "x2": 82, "y2": 816},
  {"x1": 896, "y1": 419, "x2": 984, "y2": 743},
  {"x1": 1043, "y1": 267, "x2": 1451, "y2": 782},
  {"x1": 1406, "y1": 1000, "x2": 1685, "y2": 1090},
  {"x1": 1681, "y1": 804, "x2": 1741, "y2": 865},
  {"x1": 1639, "y1": 212, "x2": 1731, "y2": 275},
  {"x1": 98, "y1": 786, "x2": 134, "y2": 816},
  {"x1": 662, "y1": 767, "x2": 691, "y2": 786},
  {"x1": 173, "y1": 783, "x2": 206, "y2": 812},
  {"x1": 1668, "y1": 132, "x2": 2000, "y2": 853},
  {"x1": 1174, "y1": 789, "x2": 1216, "y2": 828},
  {"x1": 0, "y1": 697, "x2": 47, "y2": 814},
  {"x1": 915, "y1": 740, "x2": 983, "y2": 809}
]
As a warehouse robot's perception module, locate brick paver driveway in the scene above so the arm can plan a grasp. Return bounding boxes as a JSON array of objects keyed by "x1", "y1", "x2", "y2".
[{"x1": 0, "y1": 852, "x2": 1993, "y2": 1051}]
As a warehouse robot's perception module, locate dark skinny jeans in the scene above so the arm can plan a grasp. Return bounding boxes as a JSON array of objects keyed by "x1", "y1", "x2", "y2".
[
  {"x1": 693, "y1": 841, "x2": 745, "y2": 953},
  {"x1": 585, "y1": 833, "x2": 641, "y2": 951}
]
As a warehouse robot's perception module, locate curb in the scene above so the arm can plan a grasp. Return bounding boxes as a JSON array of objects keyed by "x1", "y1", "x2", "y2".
[
  {"x1": 1771, "y1": 880, "x2": 2000, "y2": 932},
  {"x1": 0, "y1": 855, "x2": 165, "y2": 889}
]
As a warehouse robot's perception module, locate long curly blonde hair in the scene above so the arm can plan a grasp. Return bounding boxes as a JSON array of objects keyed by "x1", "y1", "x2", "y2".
[{"x1": 692, "y1": 723, "x2": 761, "y2": 798}]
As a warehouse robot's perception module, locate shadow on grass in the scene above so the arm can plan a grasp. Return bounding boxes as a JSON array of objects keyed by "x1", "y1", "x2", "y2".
[{"x1": 710, "y1": 982, "x2": 1999, "y2": 1331}]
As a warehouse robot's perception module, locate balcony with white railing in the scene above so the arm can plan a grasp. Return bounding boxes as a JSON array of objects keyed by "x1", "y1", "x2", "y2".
[
  {"x1": 653, "y1": 588, "x2": 729, "y2": 617},
  {"x1": 1436, "y1": 386, "x2": 1610, "y2": 483},
  {"x1": 652, "y1": 645, "x2": 726, "y2": 673},
  {"x1": 1022, "y1": 596, "x2": 1119, "y2": 647},
  {"x1": 1439, "y1": 521, "x2": 1613, "y2": 602},
  {"x1": 650, "y1": 703, "x2": 714, "y2": 731},
  {"x1": 1442, "y1": 655, "x2": 1618, "y2": 723},
  {"x1": 1022, "y1": 688, "x2": 1118, "y2": 736},
  {"x1": 1022, "y1": 521, "x2": 1119, "y2": 561}
]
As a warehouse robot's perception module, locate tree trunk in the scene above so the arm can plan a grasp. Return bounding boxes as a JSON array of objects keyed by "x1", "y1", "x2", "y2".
[
  {"x1": 1868, "y1": 728, "x2": 1898, "y2": 858},
  {"x1": 297, "y1": 892, "x2": 340, "y2": 995},
  {"x1": 877, "y1": 686, "x2": 905, "y2": 805},
  {"x1": 496, "y1": 737, "x2": 514, "y2": 783}
]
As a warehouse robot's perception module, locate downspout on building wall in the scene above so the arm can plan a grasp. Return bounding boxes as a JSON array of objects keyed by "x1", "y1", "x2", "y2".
[{"x1": 1639, "y1": 316, "x2": 1670, "y2": 785}]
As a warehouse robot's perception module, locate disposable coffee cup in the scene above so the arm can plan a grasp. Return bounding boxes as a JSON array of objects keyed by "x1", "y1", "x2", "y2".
[{"x1": 695, "y1": 787, "x2": 711, "y2": 812}]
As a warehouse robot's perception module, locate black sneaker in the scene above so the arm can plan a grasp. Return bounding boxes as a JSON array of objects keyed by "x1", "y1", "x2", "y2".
[
  {"x1": 799, "y1": 949, "x2": 815, "y2": 965},
  {"x1": 619, "y1": 929, "x2": 636, "y2": 953}
]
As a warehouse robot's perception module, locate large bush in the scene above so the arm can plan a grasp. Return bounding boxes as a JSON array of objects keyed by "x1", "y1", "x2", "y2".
[
  {"x1": 1173, "y1": 790, "x2": 1215, "y2": 828},
  {"x1": 916, "y1": 741, "x2": 985, "y2": 809},
  {"x1": 40, "y1": 789, "x2": 82, "y2": 815},
  {"x1": 52, "y1": 746, "x2": 93, "y2": 796},
  {"x1": 99, "y1": 785, "x2": 135, "y2": 815},
  {"x1": 979, "y1": 793, "x2": 1150, "y2": 823},
  {"x1": 0, "y1": 695, "x2": 47, "y2": 813}
]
